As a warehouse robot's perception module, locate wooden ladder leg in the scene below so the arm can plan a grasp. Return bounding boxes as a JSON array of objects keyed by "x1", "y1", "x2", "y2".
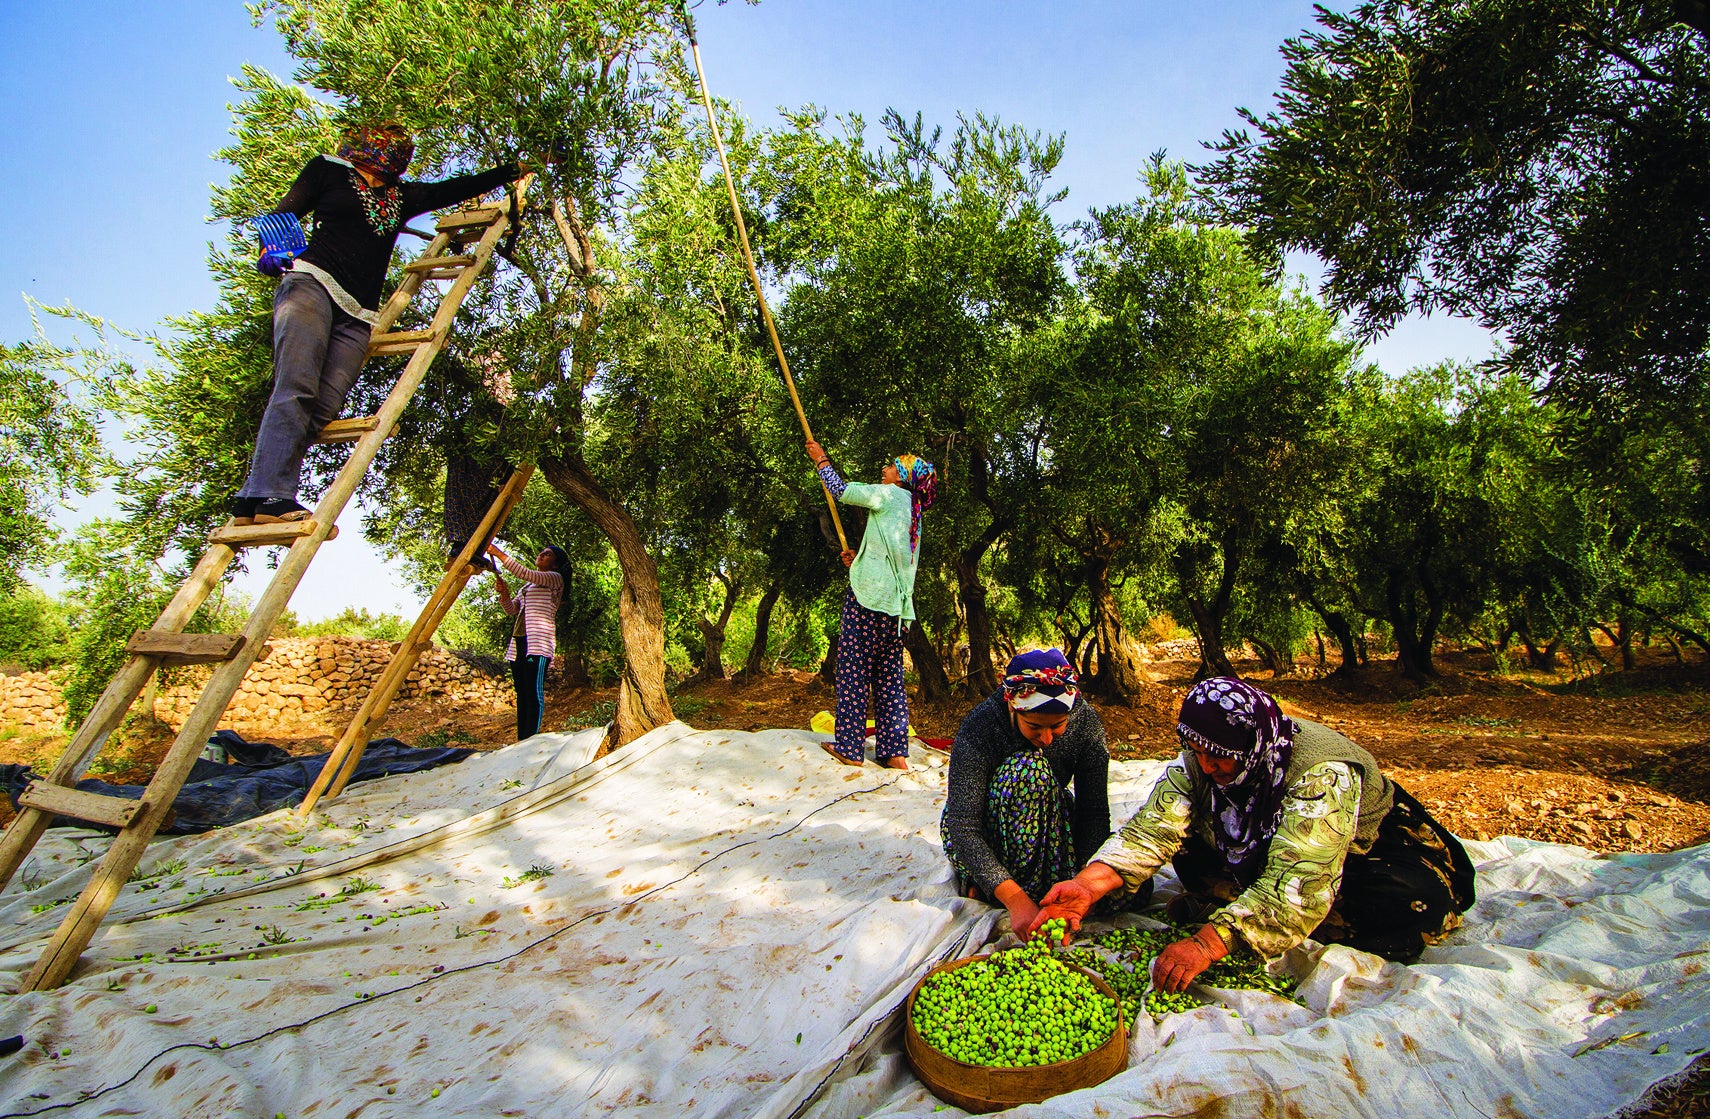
[
  {"x1": 298, "y1": 465, "x2": 535, "y2": 814},
  {"x1": 325, "y1": 464, "x2": 536, "y2": 798},
  {"x1": 0, "y1": 544, "x2": 235, "y2": 893},
  {"x1": 20, "y1": 686, "x2": 238, "y2": 990}
]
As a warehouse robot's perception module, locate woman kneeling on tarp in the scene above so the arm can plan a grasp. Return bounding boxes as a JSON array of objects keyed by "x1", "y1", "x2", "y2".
[
  {"x1": 940, "y1": 650, "x2": 1134, "y2": 935},
  {"x1": 1027, "y1": 677, "x2": 1475, "y2": 989}
]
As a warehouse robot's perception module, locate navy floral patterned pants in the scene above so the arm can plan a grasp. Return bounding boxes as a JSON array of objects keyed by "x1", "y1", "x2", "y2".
[{"x1": 831, "y1": 590, "x2": 909, "y2": 762}]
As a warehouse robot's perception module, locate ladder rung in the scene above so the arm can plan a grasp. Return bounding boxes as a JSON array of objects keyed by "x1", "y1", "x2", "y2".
[
  {"x1": 368, "y1": 329, "x2": 438, "y2": 356},
  {"x1": 125, "y1": 630, "x2": 245, "y2": 666},
  {"x1": 208, "y1": 520, "x2": 339, "y2": 547},
  {"x1": 18, "y1": 782, "x2": 144, "y2": 830},
  {"x1": 316, "y1": 416, "x2": 386, "y2": 444},
  {"x1": 436, "y1": 206, "x2": 502, "y2": 231},
  {"x1": 403, "y1": 254, "x2": 476, "y2": 274}
]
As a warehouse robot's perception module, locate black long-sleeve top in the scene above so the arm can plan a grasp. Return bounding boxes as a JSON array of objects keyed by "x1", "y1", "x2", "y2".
[
  {"x1": 271, "y1": 156, "x2": 519, "y2": 313},
  {"x1": 940, "y1": 690, "x2": 1112, "y2": 897}
]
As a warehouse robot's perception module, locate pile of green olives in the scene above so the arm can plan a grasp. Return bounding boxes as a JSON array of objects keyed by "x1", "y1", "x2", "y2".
[
  {"x1": 910, "y1": 919, "x2": 1119, "y2": 1067},
  {"x1": 1058, "y1": 923, "x2": 1300, "y2": 1022}
]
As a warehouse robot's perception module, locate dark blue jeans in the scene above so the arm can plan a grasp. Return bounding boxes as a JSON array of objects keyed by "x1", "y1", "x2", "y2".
[{"x1": 239, "y1": 272, "x2": 371, "y2": 501}]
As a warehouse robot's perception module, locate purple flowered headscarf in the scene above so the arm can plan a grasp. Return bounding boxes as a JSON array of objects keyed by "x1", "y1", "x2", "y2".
[{"x1": 1177, "y1": 677, "x2": 1295, "y2": 882}]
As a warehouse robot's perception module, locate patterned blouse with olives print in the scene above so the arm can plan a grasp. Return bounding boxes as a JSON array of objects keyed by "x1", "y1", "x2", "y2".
[{"x1": 1091, "y1": 758, "x2": 1363, "y2": 959}]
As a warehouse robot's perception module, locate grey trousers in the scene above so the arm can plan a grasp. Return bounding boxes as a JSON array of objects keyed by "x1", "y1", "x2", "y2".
[{"x1": 239, "y1": 272, "x2": 371, "y2": 501}]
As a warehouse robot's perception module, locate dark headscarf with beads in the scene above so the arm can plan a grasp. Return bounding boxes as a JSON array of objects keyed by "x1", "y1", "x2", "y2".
[
  {"x1": 1177, "y1": 677, "x2": 1296, "y2": 881},
  {"x1": 336, "y1": 124, "x2": 414, "y2": 234}
]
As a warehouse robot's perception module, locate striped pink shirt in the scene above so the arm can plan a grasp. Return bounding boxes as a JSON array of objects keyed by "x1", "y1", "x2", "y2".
[{"x1": 500, "y1": 555, "x2": 563, "y2": 661}]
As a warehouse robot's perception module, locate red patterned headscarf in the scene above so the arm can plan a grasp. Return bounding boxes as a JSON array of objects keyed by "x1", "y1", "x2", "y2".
[
  {"x1": 337, "y1": 124, "x2": 414, "y2": 182},
  {"x1": 893, "y1": 453, "x2": 937, "y2": 553},
  {"x1": 1002, "y1": 648, "x2": 1080, "y2": 715}
]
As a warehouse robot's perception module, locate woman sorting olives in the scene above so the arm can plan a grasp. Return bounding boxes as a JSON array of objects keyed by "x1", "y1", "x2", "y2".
[
  {"x1": 806, "y1": 439, "x2": 937, "y2": 770},
  {"x1": 940, "y1": 650, "x2": 1126, "y2": 935},
  {"x1": 230, "y1": 124, "x2": 522, "y2": 524},
  {"x1": 1028, "y1": 677, "x2": 1475, "y2": 991}
]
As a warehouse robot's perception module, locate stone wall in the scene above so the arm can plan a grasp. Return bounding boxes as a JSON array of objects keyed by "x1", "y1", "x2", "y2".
[
  {"x1": 0, "y1": 636, "x2": 509, "y2": 736},
  {"x1": 0, "y1": 670, "x2": 68, "y2": 732}
]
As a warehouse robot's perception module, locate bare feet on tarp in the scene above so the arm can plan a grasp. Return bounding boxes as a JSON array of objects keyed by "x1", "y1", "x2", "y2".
[
  {"x1": 820, "y1": 741, "x2": 864, "y2": 766},
  {"x1": 878, "y1": 756, "x2": 909, "y2": 770}
]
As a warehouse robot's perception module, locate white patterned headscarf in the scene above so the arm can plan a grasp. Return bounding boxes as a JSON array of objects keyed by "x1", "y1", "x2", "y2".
[{"x1": 1001, "y1": 648, "x2": 1080, "y2": 715}]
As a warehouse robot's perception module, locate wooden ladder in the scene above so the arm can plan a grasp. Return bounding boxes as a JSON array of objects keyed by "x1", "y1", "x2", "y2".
[
  {"x1": 295, "y1": 463, "x2": 535, "y2": 817},
  {"x1": 0, "y1": 179, "x2": 531, "y2": 991}
]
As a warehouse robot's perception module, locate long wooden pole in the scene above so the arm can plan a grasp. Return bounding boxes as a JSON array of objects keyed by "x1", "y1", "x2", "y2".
[{"x1": 682, "y1": 7, "x2": 848, "y2": 551}]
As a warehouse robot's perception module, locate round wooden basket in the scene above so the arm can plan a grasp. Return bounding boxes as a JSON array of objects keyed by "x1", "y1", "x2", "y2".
[{"x1": 903, "y1": 954, "x2": 1129, "y2": 1114}]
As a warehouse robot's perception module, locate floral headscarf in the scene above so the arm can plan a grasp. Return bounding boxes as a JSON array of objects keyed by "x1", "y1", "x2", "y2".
[
  {"x1": 1001, "y1": 648, "x2": 1080, "y2": 715},
  {"x1": 336, "y1": 124, "x2": 414, "y2": 234},
  {"x1": 1177, "y1": 677, "x2": 1296, "y2": 882},
  {"x1": 892, "y1": 453, "x2": 937, "y2": 553},
  {"x1": 338, "y1": 124, "x2": 415, "y2": 181}
]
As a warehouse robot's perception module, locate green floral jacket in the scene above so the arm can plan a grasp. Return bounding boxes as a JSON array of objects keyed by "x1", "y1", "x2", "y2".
[{"x1": 1092, "y1": 756, "x2": 1363, "y2": 958}]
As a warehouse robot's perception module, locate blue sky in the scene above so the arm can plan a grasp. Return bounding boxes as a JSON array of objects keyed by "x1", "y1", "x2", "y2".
[{"x1": 4, "y1": 1, "x2": 1496, "y2": 619}]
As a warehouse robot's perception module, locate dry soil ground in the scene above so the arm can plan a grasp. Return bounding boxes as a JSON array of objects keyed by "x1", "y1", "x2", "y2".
[{"x1": 3, "y1": 641, "x2": 1707, "y2": 1113}]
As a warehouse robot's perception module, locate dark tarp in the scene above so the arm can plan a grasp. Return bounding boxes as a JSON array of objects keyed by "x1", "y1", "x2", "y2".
[{"x1": 2, "y1": 730, "x2": 475, "y2": 834}]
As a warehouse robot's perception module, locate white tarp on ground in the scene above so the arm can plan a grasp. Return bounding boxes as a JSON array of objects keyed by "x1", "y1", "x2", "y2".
[{"x1": 0, "y1": 721, "x2": 1704, "y2": 1118}]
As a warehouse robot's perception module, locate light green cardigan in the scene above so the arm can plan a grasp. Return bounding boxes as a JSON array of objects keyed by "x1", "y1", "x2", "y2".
[{"x1": 839, "y1": 480, "x2": 919, "y2": 621}]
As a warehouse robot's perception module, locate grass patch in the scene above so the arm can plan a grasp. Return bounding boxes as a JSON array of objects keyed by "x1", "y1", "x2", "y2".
[
  {"x1": 564, "y1": 700, "x2": 616, "y2": 731},
  {"x1": 670, "y1": 693, "x2": 711, "y2": 720},
  {"x1": 417, "y1": 726, "x2": 479, "y2": 751}
]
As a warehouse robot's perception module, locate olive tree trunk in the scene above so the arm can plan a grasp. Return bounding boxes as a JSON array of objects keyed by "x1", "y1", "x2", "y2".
[
  {"x1": 691, "y1": 570, "x2": 740, "y2": 684},
  {"x1": 1086, "y1": 554, "x2": 1151, "y2": 702},
  {"x1": 539, "y1": 453, "x2": 673, "y2": 746},
  {"x1": 740, "y1": 581, "x2": 782, "y2": 682}
]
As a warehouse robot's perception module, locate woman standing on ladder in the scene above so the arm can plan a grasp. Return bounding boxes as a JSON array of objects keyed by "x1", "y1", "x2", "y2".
[
  {"x1": 230, "y1": 123, "x2": 521, "y2": 524},
  {"x1": 488, "y1": 541, "x2": 567, "y2": 740},
  {"x1": 806, "y1": 440, "x2": 937, "y2": 770}
]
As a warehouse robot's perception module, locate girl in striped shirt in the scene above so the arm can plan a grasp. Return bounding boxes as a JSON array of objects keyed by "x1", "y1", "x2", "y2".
[{"x1": 487, "y1": 542, "x2": 567, "y2": 740}]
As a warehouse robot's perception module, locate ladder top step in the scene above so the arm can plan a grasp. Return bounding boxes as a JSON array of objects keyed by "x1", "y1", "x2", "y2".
[
  {"x1": 403, "y1": 254, "x2": 477, "y2": 274},
  {"x1": 316, "y1": 416, "x2": 386, "y2": 444},
  {"x1": 18, "y1": 782, "x2": 144, "y2": 830},
  {"x1": 209, "y1": 520, "x2": 339, "y2": 548},
  {"x1": 436, "y1": 206, "x2": 503, "y2": 231},
  {"x1": 125, "y1": 630, "x2": 245, "y2": 666}
]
